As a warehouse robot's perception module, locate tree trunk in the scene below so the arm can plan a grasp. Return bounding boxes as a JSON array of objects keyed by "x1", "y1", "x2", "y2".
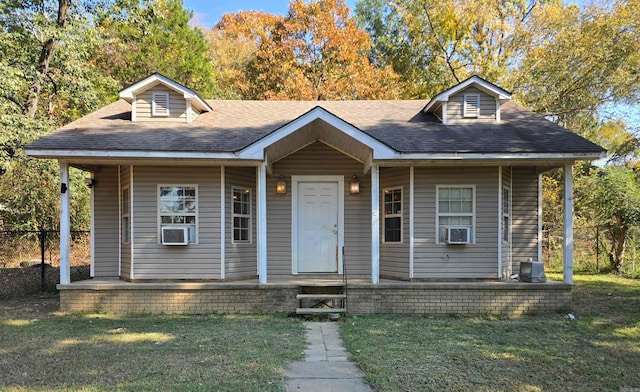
[
  {"x1": 608, "y1": 225, "x2": 628, "y2": 273},
  {"x1": 24, "y1": 0, "x2": 71, "y2": 118}
]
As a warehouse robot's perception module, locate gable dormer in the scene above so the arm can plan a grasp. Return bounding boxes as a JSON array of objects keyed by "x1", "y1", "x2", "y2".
[
  {"x1": 423, "y1": 76, "x2": 512, "y2": 125},
  {"x1": 119, "y1": 73, "x2": 212, "y2": 123}
]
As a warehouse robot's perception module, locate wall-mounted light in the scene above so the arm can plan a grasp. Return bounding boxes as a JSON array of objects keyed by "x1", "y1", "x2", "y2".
[
  {"x1": 60, "y1": 183, "x2": 68, "y2": 194},
  {"x1": 276, "y1": 176, "x2": 287, "y2": 194},
  {"x1": 84, "y1": 178, "x2": 96, "y2": 188},
  {"x1": 349, "y1": 176, "x2": 360, "y2": 194}
]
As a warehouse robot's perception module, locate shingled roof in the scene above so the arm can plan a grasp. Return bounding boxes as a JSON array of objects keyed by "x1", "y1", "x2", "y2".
[{"x1": 26, "y1": 98, "x2": 604, "y2": 156}]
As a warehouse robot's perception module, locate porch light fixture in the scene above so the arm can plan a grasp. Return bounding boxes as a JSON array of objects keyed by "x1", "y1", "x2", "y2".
[
  {"x1": 84, "y1": 178, "x2": 96, "y2": 188},
  {"x1": 349, "y1": 176, "x2": 360, "y2": 194},
  {"x1": 276, "y1": 176, "x2": 287, "y2": 194}
]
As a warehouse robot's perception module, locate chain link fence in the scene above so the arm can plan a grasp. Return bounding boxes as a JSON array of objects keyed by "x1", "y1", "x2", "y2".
[
  {"x1": 0, "y1": 230, "x2": 91, "y2": 299},
  {"x1": 542, "y1": 225, "x2": 640, "y2": 277}
]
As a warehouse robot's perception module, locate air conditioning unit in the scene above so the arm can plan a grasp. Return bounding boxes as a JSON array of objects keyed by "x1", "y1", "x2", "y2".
[
  {"x1": 161, "y1": 226, "x2": 189, "y2": 245},
  {"x1": 446, "y1": 227, "x2": 471, "y2": 244}
]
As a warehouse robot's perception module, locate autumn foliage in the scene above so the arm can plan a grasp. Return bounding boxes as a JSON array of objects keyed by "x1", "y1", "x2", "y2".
[{"x1": 207, "y1": 0, "x2": 400, "y2": 100}]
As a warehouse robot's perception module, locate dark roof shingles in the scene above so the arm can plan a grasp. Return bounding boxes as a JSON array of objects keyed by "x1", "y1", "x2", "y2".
[{"x1": 26, "y1": 99, "x2": 604, "y2": 155}]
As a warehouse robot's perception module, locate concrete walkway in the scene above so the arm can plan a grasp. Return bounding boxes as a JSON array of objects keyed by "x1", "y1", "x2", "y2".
[{"x1": 284, "y1": 322, "x2": 373, "y2": 392}]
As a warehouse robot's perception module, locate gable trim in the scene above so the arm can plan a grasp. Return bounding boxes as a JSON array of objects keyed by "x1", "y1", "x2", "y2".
[
  {"x1": 238, "y1": 106, "x2": 397, "y2": 160},
  {"x1": 424, "y1": 75, "x2": 512, "y2": 113},
  {"x1": 119, "y1": 73, "x2": 212, "y2": 112}
]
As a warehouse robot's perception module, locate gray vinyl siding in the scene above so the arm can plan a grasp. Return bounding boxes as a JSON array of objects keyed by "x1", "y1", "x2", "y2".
[
  {"x1": 447, "y1": 87, "x2": 497, "y2": 123},
  {"x1": 225, "y1": 167, "x2": 257, "y2": 279},
  {"x1": 119, "y1": 166, "x2": 131, "y2": 279},
  {"x1": 379, "y1": 167, "x2": 410, "y2": 279},
  {"x1": 511, "y1": 167, "x2": 539, "y2": 271},
  {"x1": 501, "y1": 167, "x2": 512, "y2": 276},
  {"x1": 93, "y1": 166, "x2": 119, "y2": 277},
  {"x1": 413, "y1": 167, "x2": 499, "y2": 279},
  {"x1": 132, "y1": 166, "x2": 221, "y2": 279},
  {"x1": 268, "y1": 141, "x2": 371, "y2": 278},
  {"x1": 135, "y1": 86, "x2": 187, "y2": 122}
]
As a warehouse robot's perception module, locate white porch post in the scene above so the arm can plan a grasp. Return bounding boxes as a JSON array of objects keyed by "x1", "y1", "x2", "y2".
[
  {"x1": 220, "y1": 166, "x2": 225, "y2": 280},
  {"x1": 59, "y1": 161, "x2": 71, "y2": 285},
  {"x1": 538, "y1": 173, "x2": 543, "y2": 264},
  {"x1": 409, "y1": 166, "x2": 414, "y2": 279},
  {"x1": 563, "y1": 164, "x2": 574, "y2": 284},
  {"x1": 257, "y1": 163, "x2": 268, "y2": 284},
  {"x1": 371, "y1": 164, "x2": 380, "y2": 284}
]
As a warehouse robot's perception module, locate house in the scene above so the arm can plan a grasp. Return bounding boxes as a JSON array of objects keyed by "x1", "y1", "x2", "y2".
[{"x1": 25, "y1": 74, "x2": 605, "y2": 315}]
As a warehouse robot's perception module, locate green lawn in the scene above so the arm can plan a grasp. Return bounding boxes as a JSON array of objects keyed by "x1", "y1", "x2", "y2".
[
  {"x1": 340, "y1": 274, "x2": 640, "y2": 392},
  {"x1": 0, "y1": 311, "x2": 306, "y2": 391}
]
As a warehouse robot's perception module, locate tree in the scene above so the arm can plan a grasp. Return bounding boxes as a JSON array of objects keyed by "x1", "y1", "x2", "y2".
[
  {"x1": 94, "y1": 0, "x2": 218, "y2": 96},
  {"x1": 581, "y1": 165, "x2": 640, "y2": 272},
  {"x1": 0, "y1": 0, "x2": 114, "y2": 231},
  {"x1": 355, "y1": 0, "x2": 541, "y2": 98},
  {"x1": 208, "y1": 0, "x2": 400, "y2": 100}
]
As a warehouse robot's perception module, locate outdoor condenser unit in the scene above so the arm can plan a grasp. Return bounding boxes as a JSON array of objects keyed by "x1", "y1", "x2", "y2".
[{"x1": 519, "y1": 260, "x2": 547, "y2": 283}]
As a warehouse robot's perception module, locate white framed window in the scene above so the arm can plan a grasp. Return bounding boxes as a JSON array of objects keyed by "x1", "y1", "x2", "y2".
[
  {"x1": 383, "y1": 187, "x2": 402, "y2": 243},
  {"x1": 232, "y1": 187, "x2": 251, "y2": 243},
  {"x1": 437, "y1": 185, "x2": 475, "y2": 243},
  {"x1": 463, "y1": 93, "x2": 480, "y2": 118},
  {"x1": 152, "y1": 92, "x2": 170, "y2": 117},
  {"x1": 158, "y1": 185, "x2": 197, "y2": 243},
  {"x1": 121, "y1": 187, "x2": 130, "y2": 244},
  {"x1": 502, "y1": 186, "x2": 510, "y2": 243}
]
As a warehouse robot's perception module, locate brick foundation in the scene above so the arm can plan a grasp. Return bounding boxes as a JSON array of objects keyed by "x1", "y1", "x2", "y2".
[{"x1": 58, "y1": 280, "x2": 571, "y2": 316}]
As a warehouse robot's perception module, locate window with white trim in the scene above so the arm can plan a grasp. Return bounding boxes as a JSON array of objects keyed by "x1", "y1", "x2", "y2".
[
  {"x1": 159, "y1": 185, "x2": 197, "y2": 243},
  {"x1": 502, "y1": 186, "x2": 510, "y2": 243},
  {"x1": 437, "y1": 185, "x2": 475, "y2": 243},
  {"x1": 232, "y1": 188, "x2": 251, "y2": 243},
  {"x1": 463, "y1": 93, "x2": 480, "y2": 118},
  {"x1": 152, "y1": 92, "x2": 170, "y2": 116},
  {"x1": 121, "y1": 187, "x2": 130, "y2": 244},
  {"x1": 383, "y1": 187, "x2": 402, "y2": 243}
]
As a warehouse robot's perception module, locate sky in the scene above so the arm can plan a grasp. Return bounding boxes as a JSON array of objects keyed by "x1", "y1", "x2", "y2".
[{"x1": 184, "y1": 0, "x2": 357, "y2": 28}]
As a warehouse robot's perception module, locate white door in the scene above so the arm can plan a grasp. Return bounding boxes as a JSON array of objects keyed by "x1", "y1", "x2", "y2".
[{"x1": 297, "y1": 182, "x2": 339, "y2": 273}]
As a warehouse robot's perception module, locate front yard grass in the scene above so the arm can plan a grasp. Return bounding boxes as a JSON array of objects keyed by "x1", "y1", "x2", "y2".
[
  {"x1": 340, "y1": 274, "x2": 640, "y2": 392},
  {"x1": 0, "y1": 306, "x2": 306, "y2": 391}
]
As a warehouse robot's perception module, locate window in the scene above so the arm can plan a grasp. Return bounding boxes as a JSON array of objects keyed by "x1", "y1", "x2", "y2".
[
  {"x1": 158, "y1": 185, "x2": 197, "y2": 243},
  {"x1": 121, "y1": 187, "x2": 130, "y2": 244},
  {"x1": 463, "y1": 93, "x2": 480, "y2": 118},
  {"x1": 502, "y1": 187, "x2": 510, "y2": 243},
  {"x1": 152, "y1": 92, "x2": 170, "y2": 116},
  {"x1": 437, "y1": 185, "x2": 475, "y2": 243},
  {"x1": 232, "y1": 188, "x2": 251, "y2": 243},
  {"x1": 383, "y1": 187, "x2": 402, "y2": 243}
]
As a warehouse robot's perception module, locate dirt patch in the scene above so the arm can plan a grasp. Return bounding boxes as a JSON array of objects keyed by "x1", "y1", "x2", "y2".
[{"x1": 0, "y1": 292, "x2": 60, "y2": 319}]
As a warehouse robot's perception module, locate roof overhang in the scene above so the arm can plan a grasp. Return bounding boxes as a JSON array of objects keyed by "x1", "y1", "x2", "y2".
[
  {"x1": 423, "y1": 75, "x2": 512, "y2": 113},
  {"x1": 119, "y1": 73, "x2": 212, "y2": 113}
]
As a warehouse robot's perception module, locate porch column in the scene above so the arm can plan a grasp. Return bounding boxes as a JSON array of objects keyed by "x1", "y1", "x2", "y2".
[
  {"x1": 563, "y1": 164, "x2": 574, "y2": 284},
  {"x1": 59, "y1": 161, "x2": 71, "y2": 285},
  {"x1": 257, "y1": 163, "x2": 268, "y2": 284},
  {"x1": 371, "y1": 164, "x2": 380, "y2": 284}
]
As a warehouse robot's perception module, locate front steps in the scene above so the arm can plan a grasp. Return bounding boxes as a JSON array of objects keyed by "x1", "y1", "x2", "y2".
[{"x1": 296, "y1": 284, "x2": 347, "y2": 316}]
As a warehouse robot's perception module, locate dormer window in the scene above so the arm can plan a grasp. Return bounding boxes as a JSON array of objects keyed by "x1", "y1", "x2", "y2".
[
  {"x1": 463, "y1": 94, "x2": 480, "y2": 118},
  {"x1": 152, "y1": 92, "x2": 170, "y2": 117}
]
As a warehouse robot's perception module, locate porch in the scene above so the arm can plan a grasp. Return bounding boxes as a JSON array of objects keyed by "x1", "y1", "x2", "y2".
[{"x1": 57, "y1": 277, "x2": 571, "y2": 316}]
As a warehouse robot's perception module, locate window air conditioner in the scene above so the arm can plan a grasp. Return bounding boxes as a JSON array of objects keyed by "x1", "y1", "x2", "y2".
[
  {"x1": 446, "y1": 227, "x2": 471, "y2": 244},
  {"x1": 161, "y1": 226, "x2": 189, "y2": 245}
]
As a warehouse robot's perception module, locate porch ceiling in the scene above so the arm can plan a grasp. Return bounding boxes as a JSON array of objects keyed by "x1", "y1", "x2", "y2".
[{"x1": 265, "y1": 118, "x2": 372, "y2": 171}]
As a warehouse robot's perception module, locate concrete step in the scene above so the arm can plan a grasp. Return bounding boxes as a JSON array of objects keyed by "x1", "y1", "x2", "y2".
[
  {"x1": 296, "y1": 294, "x2": 347, "y2": 300},
  {"x1": 296, "y1": 308, "x2": 346, "y2": 314}
]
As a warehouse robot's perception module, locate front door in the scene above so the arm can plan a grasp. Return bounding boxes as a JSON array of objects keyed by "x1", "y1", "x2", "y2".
[{"x1": 296, "y1": 181, "x2": 339, "y2": 273}]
